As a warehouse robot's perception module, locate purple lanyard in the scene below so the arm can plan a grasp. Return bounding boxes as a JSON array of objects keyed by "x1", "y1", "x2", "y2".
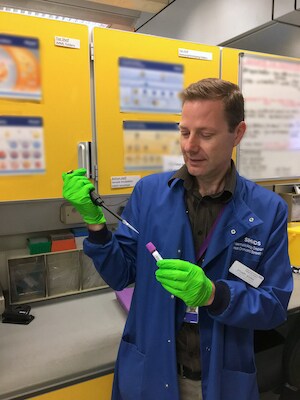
[{"x1": 196, "y1": 204, "x2": 227, "y2": 261}]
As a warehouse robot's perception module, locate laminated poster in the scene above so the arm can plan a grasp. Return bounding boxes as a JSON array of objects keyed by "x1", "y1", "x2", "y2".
[
  {"x1": 119, "y1": 57, "x2": 184, "y2": 113},
  {"x1": 123, "y1": 121, "x2": 184, "y2": 172},
  {"x1": 238, "y1": 54, "x2": 300, "y2": 180},
  {"x1": 0, "y1": 116, "x2": 45, "y2": 175},
  {"x1": 0, "y1": 34, "x2": 41, "y2": 100}
]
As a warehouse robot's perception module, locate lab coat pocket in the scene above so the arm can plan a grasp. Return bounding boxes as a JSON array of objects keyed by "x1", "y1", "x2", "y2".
[
  {"x1": 221, "y1": 369, "x2": 259, "y2": 400},
  {"x1": 118, "y1": 338, "x2": 145, "y2": 400}
]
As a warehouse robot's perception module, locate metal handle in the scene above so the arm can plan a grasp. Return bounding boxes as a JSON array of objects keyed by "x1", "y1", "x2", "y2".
[{"x1": 77, "y1": 141, "x2": 91, "y2": 177}]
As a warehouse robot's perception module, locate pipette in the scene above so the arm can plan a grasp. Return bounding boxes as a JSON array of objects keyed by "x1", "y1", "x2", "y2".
[{"x1": 90, "y1": 190, "x2": 139, "y2": 234}]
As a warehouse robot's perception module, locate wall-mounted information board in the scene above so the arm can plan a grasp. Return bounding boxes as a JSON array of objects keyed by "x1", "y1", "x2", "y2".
[{"x1": 238, "y1": 53, "x2": 300, "y2": 181}]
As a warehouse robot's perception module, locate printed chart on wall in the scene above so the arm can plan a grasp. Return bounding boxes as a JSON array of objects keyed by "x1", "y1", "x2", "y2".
[
  {"x1": 0, "y1": 34, "x2": 41, "y2": 100},
  {"x1": 123, "y1": 121, "x2": 184, "y2": 172},
  {"x1": 119, "y1": 58, "x2": 183, "y2": 113},
  {"x1": 0, "y1": 116, "x2": 45, "y2": 174},
  {"x1": 238, "y1": 53, "x2": 300, "y2": 180}
]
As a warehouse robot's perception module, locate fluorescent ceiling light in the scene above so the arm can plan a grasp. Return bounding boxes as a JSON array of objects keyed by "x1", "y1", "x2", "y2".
[{"x1": 0, "y1": 6, "x2": 110, "y2": 27}]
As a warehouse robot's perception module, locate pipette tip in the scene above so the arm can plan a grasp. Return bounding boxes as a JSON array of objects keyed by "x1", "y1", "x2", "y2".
[{"x1": 122, "y1": 219, "x2": 139, "y2": 234}]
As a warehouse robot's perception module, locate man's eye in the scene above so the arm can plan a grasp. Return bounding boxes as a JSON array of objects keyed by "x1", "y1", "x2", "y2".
[
  {"x1": 180, "y1": 131, "x2": 189, "y2": 136},
  {"x1": 202, "y1": 133, "x2": 213, "y2": 139}
]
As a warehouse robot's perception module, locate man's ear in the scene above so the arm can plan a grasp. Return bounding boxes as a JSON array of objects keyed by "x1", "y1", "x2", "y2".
[{"x1": 233, "y1": 121, "x2": 246, "y2": 147}]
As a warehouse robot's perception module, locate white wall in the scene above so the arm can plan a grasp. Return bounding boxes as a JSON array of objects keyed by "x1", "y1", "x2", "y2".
[
  {"x1": 225, "y1": 22, "x2": 300, "y2": 58},
  {"x1": 136, "y1": 0, "x2": 274, "y2": 45},
  {"x1": 136, "y1": 0, "x2": 300, "y2": 58}
]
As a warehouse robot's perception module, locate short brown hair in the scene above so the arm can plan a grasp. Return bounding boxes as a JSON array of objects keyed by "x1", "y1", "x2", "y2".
[{"x1": 180, "y1": 78, "x2": 244, "y2": 132}]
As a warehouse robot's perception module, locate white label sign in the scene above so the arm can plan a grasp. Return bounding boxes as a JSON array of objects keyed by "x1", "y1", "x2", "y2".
[
  {"x1": 229, "y1": 261, "x2": 264, "y2": 288},
  {"x1": 55, "y1": 36, "x2": 80, "y2": 49},
  {"x1": 111, "y1": 175, "x2": 140, "y2": 189},
  {"x1": 178, "y1": 48, "x2": 213, "y2": 61}
]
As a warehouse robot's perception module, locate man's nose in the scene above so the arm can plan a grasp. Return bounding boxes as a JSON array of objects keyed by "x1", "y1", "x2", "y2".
[{"x1": 185, "y1": 134, "x2": 199, "y2": 152}]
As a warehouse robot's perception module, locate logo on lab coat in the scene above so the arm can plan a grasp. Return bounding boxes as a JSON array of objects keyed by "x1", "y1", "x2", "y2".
[{"x1": 233, "y1": 237, "x2": 264, "y2": 256}]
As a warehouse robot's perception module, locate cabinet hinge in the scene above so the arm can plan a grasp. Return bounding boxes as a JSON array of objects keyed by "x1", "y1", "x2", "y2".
[
  {"x1": 94, "y1": 164, "x2": 98, "y2": 181},
  {"x1": 90, "y1": 42, "x2": 94, "y2": 61}
]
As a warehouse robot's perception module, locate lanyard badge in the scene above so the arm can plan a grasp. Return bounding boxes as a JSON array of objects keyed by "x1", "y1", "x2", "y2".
[{"x1": 184, "y1": 306, "x2": 199, "y2": 324}]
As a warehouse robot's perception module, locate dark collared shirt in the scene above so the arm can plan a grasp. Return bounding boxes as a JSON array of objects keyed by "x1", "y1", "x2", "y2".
[{"x1": 171, "y1": 161, "x2": 236, "y2": 372}]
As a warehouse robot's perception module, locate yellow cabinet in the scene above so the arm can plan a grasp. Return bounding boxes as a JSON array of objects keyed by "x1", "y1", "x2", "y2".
[
  {"x1": 0, "y1": 12, "x2": 92, "y2": 201},
  {"x1": 93, "y1": 28, "x2": 220, "y2": 195},
  {"x1": 29, "y1": 374, "x2": 113, "y2": 400}
]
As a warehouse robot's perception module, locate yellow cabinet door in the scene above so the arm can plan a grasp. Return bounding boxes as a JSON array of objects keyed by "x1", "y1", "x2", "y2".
[
  {"x1": 29, "y1": 374, "x2": 113, "y2": 400},
  {"x1": 0, "y1": 12, "x2": 92, "y2": 201},
  {"x1": 93, "y1": 28, "x2": 220, "y2": 195}
]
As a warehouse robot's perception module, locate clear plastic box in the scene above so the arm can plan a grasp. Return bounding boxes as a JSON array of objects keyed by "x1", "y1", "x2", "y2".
[
  {"x1": 8, "y1": 256, "x2": 46, "y2": 303},
  {"x1": 46, "y1": 252, "x2": 80, "y2": 296}
]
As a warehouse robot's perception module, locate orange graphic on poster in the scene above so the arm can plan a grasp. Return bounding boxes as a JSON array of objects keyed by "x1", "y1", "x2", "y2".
[
  {"x1": 0, "y1": 34, "x2": 41, "y2": 100},
  {"x1": 3, "y1": 47, "x2": 40, "y2": 91},
  {"x1": 0, "y1": 61, "x2": 8, "y2": 81}
]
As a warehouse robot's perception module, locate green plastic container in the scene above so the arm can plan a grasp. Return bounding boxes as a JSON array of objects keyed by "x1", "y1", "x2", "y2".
[{"x1": 27, "y1": 237, "x2": 51, "y2": 255}]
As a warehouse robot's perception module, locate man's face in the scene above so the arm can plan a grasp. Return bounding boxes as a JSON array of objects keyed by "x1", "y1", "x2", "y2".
[{"x1": 179, "y1": 99, "x2": 245, "y2": 183}]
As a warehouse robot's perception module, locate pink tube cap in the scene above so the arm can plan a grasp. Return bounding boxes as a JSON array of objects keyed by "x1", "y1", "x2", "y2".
[{"x1": 146, "y1": 242, "x2": 156, "y2": 253}]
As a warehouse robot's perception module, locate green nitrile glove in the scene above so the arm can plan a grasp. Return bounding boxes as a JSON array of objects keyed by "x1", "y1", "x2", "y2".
[
  {"x1": 155, "y1": 259, "x2": 213, "y2": 307},
  {"x1": 62, "y1": 168, "x2": 106, "y2": 225}
]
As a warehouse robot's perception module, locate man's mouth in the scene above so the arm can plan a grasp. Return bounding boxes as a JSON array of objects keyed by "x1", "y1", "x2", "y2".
[{"x1": 189, "y1": 158, "x2": 205, "y2": 163}]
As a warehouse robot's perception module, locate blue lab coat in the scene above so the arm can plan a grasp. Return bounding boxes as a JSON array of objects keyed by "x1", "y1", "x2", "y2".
[{"x1": 84, "y1": 170, "x2": 293, "y2": 400}]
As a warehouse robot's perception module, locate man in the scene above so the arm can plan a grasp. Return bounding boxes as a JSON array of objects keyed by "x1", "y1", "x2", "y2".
[{"x1": 62, "y1": 78, "x2": 293, "y2": 400}]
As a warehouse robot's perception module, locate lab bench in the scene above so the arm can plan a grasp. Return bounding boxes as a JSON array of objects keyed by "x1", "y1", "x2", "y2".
[
  {"x1": 0, "y1": 289, "x2": 126, "y2": 400},
  {"x1": 0, "y1": 275, "x2": 299, "y2": 400}
]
